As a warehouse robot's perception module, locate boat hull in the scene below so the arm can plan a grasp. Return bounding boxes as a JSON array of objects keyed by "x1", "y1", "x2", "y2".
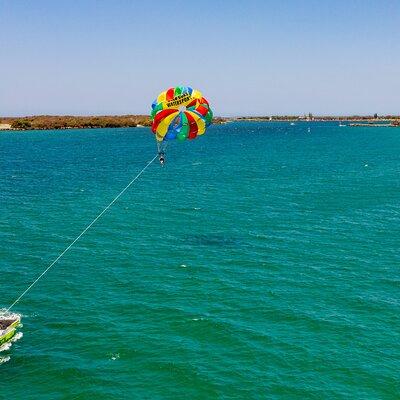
[{"x1": 0, "y1": 319, "x2": 20, "y2": 346}]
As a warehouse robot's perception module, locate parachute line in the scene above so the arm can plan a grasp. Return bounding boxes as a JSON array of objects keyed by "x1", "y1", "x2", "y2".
[{"x1": 6, "y1": 154, "x2": 158, "y2": 312}]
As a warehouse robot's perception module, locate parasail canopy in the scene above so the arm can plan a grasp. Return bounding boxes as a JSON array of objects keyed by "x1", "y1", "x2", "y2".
[{"x1": 150, "y1": 86, "x2": 213, "y2": 142}]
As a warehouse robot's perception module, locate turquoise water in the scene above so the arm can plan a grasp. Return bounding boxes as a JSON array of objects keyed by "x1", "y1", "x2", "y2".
[{"x1": 1, "y1": 122, "x2": 399, "y2": 399}]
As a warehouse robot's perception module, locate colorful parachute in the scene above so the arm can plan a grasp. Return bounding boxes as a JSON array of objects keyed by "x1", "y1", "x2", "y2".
[{"x1": 150, "y1": 86, "x2": 213, "y2": 142}]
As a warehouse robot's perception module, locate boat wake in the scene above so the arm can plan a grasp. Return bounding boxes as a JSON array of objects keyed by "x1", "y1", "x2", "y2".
[
  {"x1": 0, "y1": 330, "x2": 23, "y2": 366},
  {"x1": 109, "y1": 353, "x2": 120, "y2": 361},
  {"x1": 0, "y1": 342, "x2": 12, "y2": 352},
  {"x1": 0, "y1": 332, "x2": 23, "y2": 365},
  {"x1": 11, "y1": 332, "x2": 23, "y2": 343},
  {"x1": 0, "y1": 356, "x2": 10, "y2": 365}
]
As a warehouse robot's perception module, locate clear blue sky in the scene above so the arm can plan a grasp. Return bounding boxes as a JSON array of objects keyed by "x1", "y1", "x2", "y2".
[{"x1": 1, "y1": 0, "x2": 399, "y2": 116}]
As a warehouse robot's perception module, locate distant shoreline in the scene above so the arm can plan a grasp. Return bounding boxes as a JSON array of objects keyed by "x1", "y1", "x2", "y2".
[
  {"x1": 226, "y1": 115, "x2": 400, "y2": 127},
  {"x1": 233, "y1": 115, "x2": 400, "y2": 123},
  {"x1": 0, "y1": 115, "x2": 226, "y2": 131},
  {"x1": 0, "y1": 115, "x2": 398, "y2": 131}
]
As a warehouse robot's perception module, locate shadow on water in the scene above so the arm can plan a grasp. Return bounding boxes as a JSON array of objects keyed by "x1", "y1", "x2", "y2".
[{"x1": 184, "y1": 233, "x2": 244, "y2": 248}]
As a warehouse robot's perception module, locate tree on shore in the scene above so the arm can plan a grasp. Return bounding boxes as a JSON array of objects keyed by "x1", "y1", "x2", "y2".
[{"x1": 11, "y1": 119, "x2": 32, "y2": 129}]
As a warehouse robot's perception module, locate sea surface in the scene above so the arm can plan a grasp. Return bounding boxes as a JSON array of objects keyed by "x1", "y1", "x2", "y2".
[{"x1": 1, "y1": 122, "x2": 399, "y2": 399}]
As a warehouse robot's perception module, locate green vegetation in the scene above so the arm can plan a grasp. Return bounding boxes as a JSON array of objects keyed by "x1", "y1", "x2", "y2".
[
  {"x1": 11, "y1": 119, "x2": 32, "y2": 129},
  {"x1": 1, "y1": 115, "x2": 151, "y2": 130}
]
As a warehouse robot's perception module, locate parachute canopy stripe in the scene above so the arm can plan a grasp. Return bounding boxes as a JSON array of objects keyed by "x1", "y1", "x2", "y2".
[
  {"x1": 191, "y1": 89, "x2": 202, "y2": 99},
  {"x1": 156, "y1": 112, "x2": 179, "y2": 139},
  {"x1": 195, "y1": 105, "x2": 209, "y2": 117},
  {"x1": 200, "y1": 97, "x2": 209, "y2": 106},
  {"x1": 185, "y1": 111, "x2": 198, "y2": 138},
  {"x1": 186, "y1": 110, "x2": 206, "y2": 135},
  {"x1": 166, "y1": 88, "x2": 175, "y2": 101},
  {"x1": 152, "y1": 108, "x2": 178, "y2": 133}
]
